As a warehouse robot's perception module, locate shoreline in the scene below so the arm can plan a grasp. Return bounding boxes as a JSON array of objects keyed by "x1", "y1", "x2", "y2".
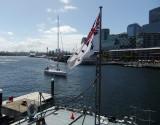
[{"x1": 81, "y1": 60, "x2": 160, "y2": 69}]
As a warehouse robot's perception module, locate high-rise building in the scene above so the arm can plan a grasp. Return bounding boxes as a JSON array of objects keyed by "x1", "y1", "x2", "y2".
[
  {"x1": 142, "y1": 7, "x2": 160, "y2": 33},
  {"x1": 102, "y1": 29, "x2": 110, "y2": 40},
  {"x1": 142, "y1": 22, "x2": 160, "y2": 33},
  {"x1": 149, "y1": 7, "x2": 160, "y2": 24},
  {"x1": 127, "y1": 23, "x2": 141, "y2": 37}
]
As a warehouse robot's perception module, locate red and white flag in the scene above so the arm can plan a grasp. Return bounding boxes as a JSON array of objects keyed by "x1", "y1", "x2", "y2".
[{"x1": 67, "y1": 13, "x2": 100, "y2": 69}]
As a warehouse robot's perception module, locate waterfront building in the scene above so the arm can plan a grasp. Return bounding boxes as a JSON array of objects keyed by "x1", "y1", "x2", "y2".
[
  {"x1": 103, "y1": 34, "x2": 118, "y2": 50},
  {"x1": 101, "y1": 29, "x2": 110, "y2": 50},
  {"x1": 103, "y1": 33, "x2": 129, "y2": 50},
  {"x1": 118, "y1": 33, "x2": 132, "y2": 48},
  {"x1": 139, "y1": 33, "x2": 160, "y2": 48},
  {"x1": 127, "y1": 23, "x2": 141, "y2": 37},
  {"x1": 102, "y1": 28, "x2": 110, "y2": 40},
  {"x1": 142, "y1": 7, "x2": 160, "y2": 33},
  {"x1": 149, "y1": 7, "x2": 160, "y2": 24},
  {"x1": 124, "y1": 7, "x2": 160, "y2": 49},
  {"x1": 108, "y1": 47, "x2": 160, "y2": 61},
  {"x1": 135, "y1": 37, "x2": 143, "y2": 48},
  {"x1": 142, "y1": 22, "x2": 160, "y2": 33}
]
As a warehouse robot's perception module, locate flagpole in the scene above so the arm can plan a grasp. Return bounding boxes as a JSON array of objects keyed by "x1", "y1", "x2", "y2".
[
  {"x1": 95, "y1": 6, "x2": 102, "y2": 125},
  {"x1": 98, "y1": 6, "x2": 102, "y2": 125}
]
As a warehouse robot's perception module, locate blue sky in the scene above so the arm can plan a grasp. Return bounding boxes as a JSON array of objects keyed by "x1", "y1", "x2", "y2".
[{"x1": 0, "y1": 0, "x2": 159, "y2": 52}]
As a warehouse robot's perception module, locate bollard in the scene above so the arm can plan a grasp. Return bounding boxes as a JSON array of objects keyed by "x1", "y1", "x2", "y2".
[
  {"x1": 51, "y1": 78, "x2": 55, "y2": 105},
  {"x1": 0, "y1": 89, "x2": 3, "y2": 117}
]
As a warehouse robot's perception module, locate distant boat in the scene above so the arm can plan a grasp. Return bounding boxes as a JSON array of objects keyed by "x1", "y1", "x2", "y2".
[
  {"x1": 123, "y1": 62, "x2": 143, "y2": 68},
  {"x1": 44, "y1": 67, "x2": 67, "y2": 76},
  {"x1": 29, "y1": 52, "x2": 36, "y2": 57},
  {"x1": 44, "y1": 16, "x2": 67, "y2": 77}
]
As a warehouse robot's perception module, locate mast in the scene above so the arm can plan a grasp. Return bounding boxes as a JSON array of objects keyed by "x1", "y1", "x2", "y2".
[
  {"x1": 57, "y1": 15, "x2": 60, "y2": 53},
  {"x1": 57, "y1": 15, "x2": 60, "y2": 70},
  {"x1": 95, "y1": 6, "x2": 102, "y2": 125}
]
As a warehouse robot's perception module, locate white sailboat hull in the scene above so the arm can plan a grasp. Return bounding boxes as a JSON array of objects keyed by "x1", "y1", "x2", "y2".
[{"x1": 44, "y1": 68, "x2": 67, "y2": 77}]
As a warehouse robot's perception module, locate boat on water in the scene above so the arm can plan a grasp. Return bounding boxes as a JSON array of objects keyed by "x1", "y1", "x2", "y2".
[
  {"x1": 29, "y1": 52, "x2": 36, "y2": 57},
  {"x1": 44, "y1": 16, "x2": 67, "y2": 77},
  {"x1": 44, "y1": 66, "x2": 67, "y2": 76}
]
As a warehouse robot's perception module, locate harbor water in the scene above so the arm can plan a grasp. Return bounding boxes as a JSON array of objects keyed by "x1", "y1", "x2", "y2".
[{"x1": 0, "y1": 56, "x2": 159, "y2": 124}]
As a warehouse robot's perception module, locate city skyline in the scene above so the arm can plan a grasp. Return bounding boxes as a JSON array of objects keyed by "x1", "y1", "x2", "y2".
[{"x1": 0, "y1": 0, "x2": 159, "y2": 52}]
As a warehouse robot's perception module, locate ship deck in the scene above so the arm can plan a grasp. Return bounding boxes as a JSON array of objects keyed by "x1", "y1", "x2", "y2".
[{"x1": 11, "y1": 106, "x2": 133, "y2": 125}]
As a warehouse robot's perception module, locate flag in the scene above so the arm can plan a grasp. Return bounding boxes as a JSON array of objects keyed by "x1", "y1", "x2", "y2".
[{"x1": 67, "y1": 13, "x2": 100, "y2": 69}]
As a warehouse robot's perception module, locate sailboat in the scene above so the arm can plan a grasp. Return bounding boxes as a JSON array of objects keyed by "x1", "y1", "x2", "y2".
[{"x1": 44, "y1": 16, "x2": 67, "y2": 77}]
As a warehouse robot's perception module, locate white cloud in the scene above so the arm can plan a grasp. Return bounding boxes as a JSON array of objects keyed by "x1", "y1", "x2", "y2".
[
  {"x1": 1, "y1": 34, "x2": 83, "y2": 52},
  {"x1": 60, "y1": 25, "x2": 77, "y2": 33},
  {"x1": 46, "y1": 8, "x2": 53, "y2": 13},
  {"x1": 44, "y1": 25, "x2": 77, "y2": 34},
  {"x1": 0, "y1": 31, "x2": 14, "y2": 36},
  {"x1": 0, "y1": 37, "x2": 15, "y2": 51},
  {"x1": 60, "y1": 0, "x2": 70, "y2": 4},
  {"x1": 53, "y1": 8, "x2": 66, "y2": 13},
  {"x1": 53, "y1": 5, "x2": 77, "y2": 13},
  {"x1": 64, "y1": 5, "x2": 77, "y2": 10},
  {"x1": 7, "y1": 32, "x2": 14, "y2": 36},
  {"x1": 0, "y1": 26, "x2": 83, "y2": 52},
  {"x1": 53, "y1": 0, "x2": 77, "y2": 13}
]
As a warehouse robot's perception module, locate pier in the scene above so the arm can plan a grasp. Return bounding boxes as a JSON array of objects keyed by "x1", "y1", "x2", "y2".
[{"x1": 2, "y1": 92, "x2": 52, "y2": 122}]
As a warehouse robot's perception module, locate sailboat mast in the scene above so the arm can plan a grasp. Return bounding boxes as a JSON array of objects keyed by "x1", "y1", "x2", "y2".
[
  {"x1": 57, "y1": 15, "x2": 60, "y2": 52},
  {"x1": 57, "y1": 15, "x2": 60, "y2": 70}
]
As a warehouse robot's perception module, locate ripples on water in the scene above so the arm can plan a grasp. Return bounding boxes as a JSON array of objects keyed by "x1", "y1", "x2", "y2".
[{"x1": 0, "y1": 56, "x2": 159, "y2": 124}]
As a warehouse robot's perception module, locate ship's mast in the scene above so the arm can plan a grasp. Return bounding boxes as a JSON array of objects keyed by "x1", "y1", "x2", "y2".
[{"x1": 95, "y1": 6, "x2": 102, "y2": 125}]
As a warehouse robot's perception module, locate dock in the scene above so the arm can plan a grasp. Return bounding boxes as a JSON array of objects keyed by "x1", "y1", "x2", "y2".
[{"x1": 2, "y1": 92, "x2": 52, "y2": 121}]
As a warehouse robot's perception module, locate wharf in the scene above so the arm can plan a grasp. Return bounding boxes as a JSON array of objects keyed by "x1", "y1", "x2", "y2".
[
  {"x1": 3, "y1": 92, "x2": 51, "y2": 105},
  {"x1": 2, "y1": 92, "x2": 52, "y2": 120},
  {"x1": 106, "y1": 61, "x2": 160, "y2": 69}
]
